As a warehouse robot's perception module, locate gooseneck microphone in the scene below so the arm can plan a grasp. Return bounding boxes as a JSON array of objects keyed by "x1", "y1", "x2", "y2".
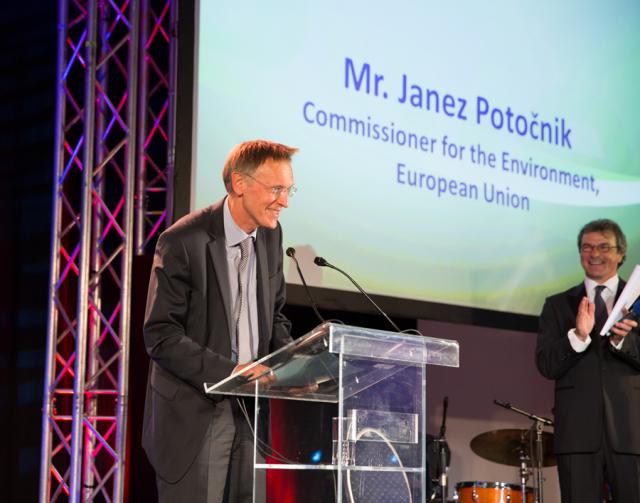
[
  {"x1": 286, "y1": 247, "x2": 325, "y2": 324},
  {"x1": 313, "y1": 256, "x2": 402, "y2": 332}
]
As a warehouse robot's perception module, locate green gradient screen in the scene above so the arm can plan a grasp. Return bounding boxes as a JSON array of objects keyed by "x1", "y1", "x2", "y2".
[{"x1": 192, "y1": 1, "x2": 640, "y2": 316}]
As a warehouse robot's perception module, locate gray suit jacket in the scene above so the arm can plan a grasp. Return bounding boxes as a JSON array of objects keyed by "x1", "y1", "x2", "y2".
[
  {"x1": 536, "y1": 281, "x2": 640, "y2": 455},
  {"x1": 142, "y1": 199, "x2": 292, "y2": 482}
]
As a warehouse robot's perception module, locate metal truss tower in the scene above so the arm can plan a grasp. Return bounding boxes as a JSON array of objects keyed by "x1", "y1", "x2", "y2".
[{"x1": 39, "y1": 1, "x2": 176, "y2": 501}]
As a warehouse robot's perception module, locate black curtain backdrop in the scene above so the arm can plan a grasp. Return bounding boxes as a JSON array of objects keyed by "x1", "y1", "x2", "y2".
[{"x1": 1, "y1": 2, "x2": 56, "y2": 501}]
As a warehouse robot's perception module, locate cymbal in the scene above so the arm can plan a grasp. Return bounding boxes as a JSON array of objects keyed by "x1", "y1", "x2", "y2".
[{"x1": 470, "y1": 428, "x2": 556, "y2": 467}]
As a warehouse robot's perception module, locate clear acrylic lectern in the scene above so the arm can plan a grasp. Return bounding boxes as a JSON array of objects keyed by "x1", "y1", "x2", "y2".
[{"x1": 204, "y1": 322, "x2": 459, "y2": 503}]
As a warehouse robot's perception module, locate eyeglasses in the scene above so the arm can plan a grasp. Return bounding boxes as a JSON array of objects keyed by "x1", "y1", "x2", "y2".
[
  {"x1": 244, "y1": 173, "x2": 297, "y2": 198},
  {"x1": 579, "y1": 243, "x2": 618, "y2": 254}
]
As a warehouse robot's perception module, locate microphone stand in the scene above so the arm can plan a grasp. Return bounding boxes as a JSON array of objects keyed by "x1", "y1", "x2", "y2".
[
  {"x1": 436, "y1": 397, "x2": 449, "y2": 503},
  {"x1": 494, "y1": 400, "x2": 553, "y2": 503}
]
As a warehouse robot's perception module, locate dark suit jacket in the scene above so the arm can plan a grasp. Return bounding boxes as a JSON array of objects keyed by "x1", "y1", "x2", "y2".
[
  {"x1": 536, "y1": 281, "x2": 640, "y2": 455},
  {"x1": 141, "y1": 199, "x2": 292, "y2": 482}
]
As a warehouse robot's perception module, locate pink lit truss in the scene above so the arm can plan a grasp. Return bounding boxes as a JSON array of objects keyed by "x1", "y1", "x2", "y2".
[{"x1": 40, "y1": 1, "x2": 176, "y2": 501}]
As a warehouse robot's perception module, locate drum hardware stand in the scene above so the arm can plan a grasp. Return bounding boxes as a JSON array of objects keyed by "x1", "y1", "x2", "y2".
[
  {"x1": 433, "y1": 396, "x2": 449, "y2": 503},
  {"x1": 494, "y1": 400, "x2": 553, "y2": 503},
  {"x1": 518, "y1": 439, "x2": 532, "y2": 503}
]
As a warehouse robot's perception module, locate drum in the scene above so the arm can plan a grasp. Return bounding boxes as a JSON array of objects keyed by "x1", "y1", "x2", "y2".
[{"x1": 455, "y1": 481, "x2": 533, "y2": 503}]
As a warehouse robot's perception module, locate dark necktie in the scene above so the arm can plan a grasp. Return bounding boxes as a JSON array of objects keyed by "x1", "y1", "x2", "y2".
[{"x1": 593, "y1": 285, "x2": 608, "y2": 337}]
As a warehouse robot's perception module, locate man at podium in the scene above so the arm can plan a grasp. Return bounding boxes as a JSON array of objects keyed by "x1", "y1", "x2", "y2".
[{"x1": 142, "y1": 140, "x2": 296, "y2": 502}]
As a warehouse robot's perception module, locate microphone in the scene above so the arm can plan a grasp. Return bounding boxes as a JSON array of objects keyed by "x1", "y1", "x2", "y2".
[
  {"x1": 494, "y1": 399, "x2": 554, "y2": 426},
  {"x1": 313, "y1": 256, "x2": 402, "y2": 332},
  {"x1": 439, "y1": 396, "x2": 449, "y2": 438},
  {"x1": 286, "y1": 247, "x2": 325, "y2": 324},
  {"x1": 437, "y1": 396, "x2": 449, "y2": 501}
]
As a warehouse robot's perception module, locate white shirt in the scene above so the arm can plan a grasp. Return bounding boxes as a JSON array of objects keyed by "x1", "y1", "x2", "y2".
[
  {"x1": 568, "y1": 275, "x2": 623, "y2": 352},
  {"x1": 223, "y1": 197, "x2": 259, "y2": 362}
]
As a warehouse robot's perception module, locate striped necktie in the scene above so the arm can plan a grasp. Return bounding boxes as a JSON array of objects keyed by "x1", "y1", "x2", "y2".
[{"x1": 234, "y1": 237, "x2": 253, "y2": 363}]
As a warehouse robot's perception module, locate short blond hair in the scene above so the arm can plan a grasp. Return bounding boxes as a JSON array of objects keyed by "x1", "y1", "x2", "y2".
[{"x1": 222, "y1": 139, "x2": 298, "y2": 193}]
